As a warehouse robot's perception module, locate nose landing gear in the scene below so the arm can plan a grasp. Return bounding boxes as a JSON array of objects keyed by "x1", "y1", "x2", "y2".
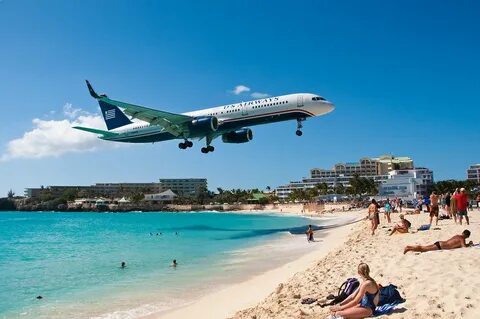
[{"x1": 296, "y1": 118, "x2": 305, "y2": 136}]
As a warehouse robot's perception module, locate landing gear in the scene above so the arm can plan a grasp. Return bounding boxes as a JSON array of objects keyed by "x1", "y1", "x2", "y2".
[
  {"x1": 296, "y1": 118, "x2": 305, "y2": 136},
  {"x1": 201, "y1": 136, "x2": 215, "y2": 154},
  {"x1": 178, "y1": 140, "x2": 193, "y2": 149},
  {"x1": 201, "y1": 145, "x2": 215, "y2": 153}
]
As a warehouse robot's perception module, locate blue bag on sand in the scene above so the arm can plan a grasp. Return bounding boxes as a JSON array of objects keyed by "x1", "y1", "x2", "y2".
[
  {"x1": 377, "y1": 284, "x2": 405, "y2": 306},
  {"x1": 417, "y1": 224, "x2": 431, "y2": 231}
]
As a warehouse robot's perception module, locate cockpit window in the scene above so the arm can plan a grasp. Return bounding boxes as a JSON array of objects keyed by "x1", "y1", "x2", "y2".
[{"x1": 312, "y1": 96, "x2": 326, "y2": 101}]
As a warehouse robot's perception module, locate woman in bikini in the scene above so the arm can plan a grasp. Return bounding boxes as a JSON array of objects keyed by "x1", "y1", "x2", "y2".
[
  {"x1": 329, "y1": 263, "x2": 379, "y2": 319},
  {"x1": 367, "y1": 199, "x2": 378, "y2": 235}
]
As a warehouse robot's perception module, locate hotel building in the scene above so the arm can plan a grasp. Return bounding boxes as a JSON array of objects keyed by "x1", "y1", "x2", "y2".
[
  {"x1": 275, "y1": 155, "x2": 432, "y2": 200},
  {"x1": 25, "y1": 178, "x2": 207, "y2": 199},
  {"x1": 467, "y1": 164, "x2": 480, "y2": 183}
]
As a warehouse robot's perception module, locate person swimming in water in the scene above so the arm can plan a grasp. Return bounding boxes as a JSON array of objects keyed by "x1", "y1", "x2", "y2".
[
  {"x1": 403, "y1": 230, "x2": 473, "y2": 254},
  {"x1": 121, "y1": 261, "x2": 126, "y2": 268},
  {"x1": 170, "y1": 259, "x2": 178, "y2": 267},
  {"x1": 329, "y1": 263, "x2": 379, "y2": 319}
]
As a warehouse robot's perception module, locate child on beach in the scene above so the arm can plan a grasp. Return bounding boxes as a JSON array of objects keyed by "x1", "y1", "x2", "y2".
[{"x1": 328, "y1": 263, "x2": 379, "y2": 319}]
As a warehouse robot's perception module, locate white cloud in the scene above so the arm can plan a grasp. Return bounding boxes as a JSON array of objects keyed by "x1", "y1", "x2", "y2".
[
  {"x1": 0, "y1": 104, "x2": 118, "y2": 161},
  {"x1": 62, "y1": 103, "x2": 88, "y2": 119},
  {"x1": 250, "y1": 92, "x2": 270, "y2": 99},
  {"x1": 231, "y1": 85, "x2": 251, "y2": 95}
]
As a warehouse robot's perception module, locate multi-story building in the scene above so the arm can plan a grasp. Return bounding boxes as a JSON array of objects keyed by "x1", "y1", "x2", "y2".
[
  {"x1": 158, "y1": 178, "x2": 208, "y2": 197},
  {"x1": 93, "y1": 183, "x2": 162, "y2": 197},
  {"x1": 276, "y1": 155, "x2": 423, "y2": 201},
  {"x1": 25, "y1": 178, "x2": 208, "y2": 199},
  {"x1": 467, "y1": 164, "x2": 480, "y2": 183}
]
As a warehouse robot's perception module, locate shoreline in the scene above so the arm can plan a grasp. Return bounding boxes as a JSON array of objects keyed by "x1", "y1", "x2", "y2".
[{"x1": 142, "y1": 211, "x2": 362, "y2": 319}]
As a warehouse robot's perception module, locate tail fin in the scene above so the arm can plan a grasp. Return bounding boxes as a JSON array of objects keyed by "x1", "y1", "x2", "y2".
[
  {"x1": 73, "y1": 126, "x2": 117, "y2": 137},
  {"x1": 85, "y1": 80, "x2": 132, "y2": 130},
  {"x1": 98, "y1": 100, "x2": 133, "y2": 130}
]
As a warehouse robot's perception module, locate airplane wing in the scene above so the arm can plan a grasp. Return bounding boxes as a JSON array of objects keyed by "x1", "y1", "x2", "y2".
[{"x1": 86, "y1": 80, "x2": 192, "y2": 137}]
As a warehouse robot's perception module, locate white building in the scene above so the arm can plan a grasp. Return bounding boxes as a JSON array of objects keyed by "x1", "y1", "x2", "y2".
[
  {"x1": 378, "y1": 168, "x2": 434, "y2": 199},
  {"x1": 467, "y1": 164, "x2": 480, "y2": 183},
  {"x1": 144, "y1": 189, "x2": 177, "y2": 202}
]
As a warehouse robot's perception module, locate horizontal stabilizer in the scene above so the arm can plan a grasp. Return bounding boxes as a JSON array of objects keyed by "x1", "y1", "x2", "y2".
[{"x1": 73, "y1": 126, "x2": 117, "y2": 137}]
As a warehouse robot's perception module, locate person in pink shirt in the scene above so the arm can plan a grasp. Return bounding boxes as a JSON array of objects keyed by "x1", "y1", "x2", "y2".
[{"x1": 455, "y1": 188, "x2": 469, "y2": 225}]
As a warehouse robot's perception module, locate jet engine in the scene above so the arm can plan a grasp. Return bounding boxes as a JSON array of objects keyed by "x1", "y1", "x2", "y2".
[
  {"x1": 221, "y1": 128, "x2": 253, "y2": 143},
  {"x1": 188, "y1": 116, "x2": 218, "y2": 135}
]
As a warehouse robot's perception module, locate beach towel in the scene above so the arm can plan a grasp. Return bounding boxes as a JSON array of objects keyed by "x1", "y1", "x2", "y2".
[
  {"x1": 373, "y1": 301, "x2": 402, "y2": 316},
  {"x1": 417, "y1": 224, "x2": 431, "y2": 231}
]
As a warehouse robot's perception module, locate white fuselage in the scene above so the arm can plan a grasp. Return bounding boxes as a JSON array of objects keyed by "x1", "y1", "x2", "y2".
[{"x1": 112, "y1": 93, "x2": 334, "y2": 140}]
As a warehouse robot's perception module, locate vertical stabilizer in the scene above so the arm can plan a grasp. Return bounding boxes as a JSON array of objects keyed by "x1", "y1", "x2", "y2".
[{"x1": 98, "y1": 100, "x2": 133, "y2": 130}]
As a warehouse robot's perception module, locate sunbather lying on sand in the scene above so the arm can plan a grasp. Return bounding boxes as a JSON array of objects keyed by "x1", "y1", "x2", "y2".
[
  {"x1": 328, "y1": 263, "x2": 379, "y2": 319},
  {"x1": 389, "y1": 214, "x2": 411, "y2": 236},
  {"x1": 403, "y1": 230, "x2": 473, "y2": 254}
]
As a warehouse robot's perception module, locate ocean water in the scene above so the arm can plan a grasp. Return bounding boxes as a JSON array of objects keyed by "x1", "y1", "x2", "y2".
[{"x1": 0, "y1": 212, "x2": 341, "y2": 319}]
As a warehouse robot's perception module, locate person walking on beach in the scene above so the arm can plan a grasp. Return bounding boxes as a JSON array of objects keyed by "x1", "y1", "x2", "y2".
[
  {"x1": 455, "y1": 188, "x2": 470, "y2": 225},
  {"x1": 329, "y1": 263, "x2": 379, "y2": 319},
  {"x1": 367, "y1": 199, "x2": 379, "y2": 235},
  {"x1": 305, "y1": 225, "x2": 314, "y2": 242},
  {"x1": 451, "y1": 188, "x2": 459, "y2": 224},
  {"x1": 384, "y1": 199, "x2": 392, "y2": 223},
  {"x1": 444, "y1": 192, "x2": 451, "y2": 218},
  {"x1": 429, "y1": 191, "x2": 439, "y2": 226},
  {"x1": 403, "y1": 230, "x2": 473, "y2": 254}
]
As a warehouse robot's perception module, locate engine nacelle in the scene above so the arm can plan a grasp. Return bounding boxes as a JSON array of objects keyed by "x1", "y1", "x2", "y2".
[
  {"x1": 188, "y1": 116, "x2": 218, "y2": 135},
  {"x1": 222, "y1": 128, "x2": 253, "y2": 144}
]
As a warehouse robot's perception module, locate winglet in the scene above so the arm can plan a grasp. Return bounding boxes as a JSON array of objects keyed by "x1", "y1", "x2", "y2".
[{"x1": 86, "y1": 80, "x2": 101, "y2": 99}]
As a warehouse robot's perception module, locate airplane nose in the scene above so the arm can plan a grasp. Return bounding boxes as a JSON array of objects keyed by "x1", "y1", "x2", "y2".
[{"x1": 324, "y1": 101, "x2": 335, "y2": 113}]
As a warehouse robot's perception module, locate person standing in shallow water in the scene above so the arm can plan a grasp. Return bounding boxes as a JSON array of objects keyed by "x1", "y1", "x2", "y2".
[{"x1": 305, "y1": 225, "x2": 314, "y2": 242}]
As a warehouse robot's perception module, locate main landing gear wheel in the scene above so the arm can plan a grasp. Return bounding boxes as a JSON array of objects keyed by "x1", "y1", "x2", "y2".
[
  {"x1": 178, "y1": 140, "x2": 193, "y2": 149},
  {"x1": 201, "y1": 145, "x2": 215, "y2": 153},
  {"x1": 296, "y1": 130, "x2": 303, "y2": 136}
]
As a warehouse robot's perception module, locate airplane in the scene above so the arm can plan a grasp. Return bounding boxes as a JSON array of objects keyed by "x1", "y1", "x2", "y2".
[{"x1": 74, "y1": 81, "x2": 335, "y2": 153}]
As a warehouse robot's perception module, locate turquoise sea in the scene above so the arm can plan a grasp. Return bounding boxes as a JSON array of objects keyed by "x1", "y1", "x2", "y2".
[{"x1": 0, "y1": 212, "x2": 342, "y2": 319}]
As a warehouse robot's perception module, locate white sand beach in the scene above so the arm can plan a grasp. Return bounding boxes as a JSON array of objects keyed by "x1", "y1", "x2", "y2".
[
  {"x1": 140, "y1": 208, "x2": 480, "y2": 319},
  {"x1": 231, "y1": 209, "x2": 480, "y2": 319}
]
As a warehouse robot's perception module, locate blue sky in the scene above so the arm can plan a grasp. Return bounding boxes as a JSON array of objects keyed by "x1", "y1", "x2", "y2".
[{"x1": 0, "y1": 0, "x2": 479, "y2": 196}]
